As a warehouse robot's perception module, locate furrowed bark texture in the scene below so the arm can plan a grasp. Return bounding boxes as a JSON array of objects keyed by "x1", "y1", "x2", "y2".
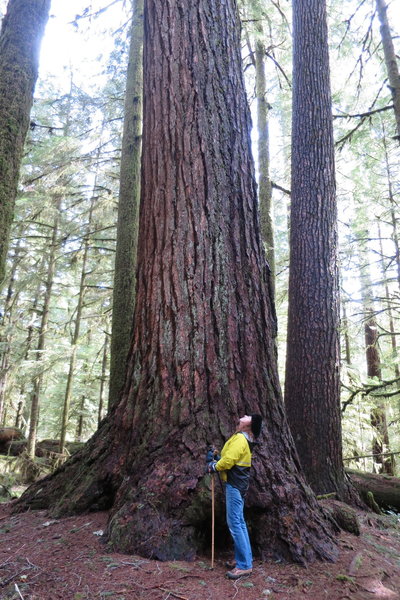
[
  {"x1": 108, "y1": 0, "x2": 144, "y2": 409},
  {"x1": 285, "y1": 0, "x2": 356, "y2": 502},
  {"x1": 16, "y1": 0, "x2": 338, "y2": 564},
  {"x1": 0, "y1": 0, "x2": 51, "y2": 285}
]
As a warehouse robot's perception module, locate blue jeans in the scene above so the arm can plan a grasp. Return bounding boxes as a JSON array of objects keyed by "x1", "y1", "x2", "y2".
[{"x1": 225, "y1": 483, "x2": 252, "y2": 570}]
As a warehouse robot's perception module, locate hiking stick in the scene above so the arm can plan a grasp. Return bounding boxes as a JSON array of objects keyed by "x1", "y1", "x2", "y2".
[{"x1": 211, "y1": 473, "x2": 215, "y2": 569}]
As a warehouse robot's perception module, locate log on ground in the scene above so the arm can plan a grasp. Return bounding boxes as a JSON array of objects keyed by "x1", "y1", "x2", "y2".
[{"x1": 347, "y1": 469, "x2": 400, "y2": 511}]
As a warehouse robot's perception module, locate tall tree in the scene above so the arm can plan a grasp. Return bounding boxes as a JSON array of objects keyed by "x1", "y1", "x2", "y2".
[
  {"x1": 255, "y1": 39, "x2": 275, "y2": 294},
  {"x1": 284, "y1": 0, "x2": 355, "y2": 500},
  {"x1": 108, "y1": 0, "x2": 144, "y2": 409},
  {"x1": 0, "y1": 0, "x2": 51, "y2": 285},
  {"x1": 376, "y1": 0, "x2": 400, "y2": 141},
  {"x1": 16, "y1": 0, "x2": 337, "y2": 564}
]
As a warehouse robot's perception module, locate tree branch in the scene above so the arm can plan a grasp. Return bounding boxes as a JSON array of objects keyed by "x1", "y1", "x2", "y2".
[{"x1": 333, "y1": 104, "x2": 394, "y2": 119}]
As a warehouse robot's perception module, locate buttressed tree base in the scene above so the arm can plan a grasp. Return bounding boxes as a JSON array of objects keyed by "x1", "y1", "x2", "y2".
[{"x1": 15, "y1": 0, "x2": 338, "y2": 564}]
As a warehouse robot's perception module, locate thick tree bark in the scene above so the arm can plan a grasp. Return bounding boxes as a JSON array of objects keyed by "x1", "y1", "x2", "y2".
[
  {"x1": 15, "y1": 0, "x2": 338, "y2": 564},
  {"x1": 376, "y1": 0, "x2": 400, "y2": 141},
  {"x1": 0, "y1": 0, "x2": 51, "y2": 285},
  {"x1": 255, "y1": 40, "x2": 275, "y2": 294},
  {"x1": 284, "y1": 0, "x2": 356, "y2": 502},
  {"x1": 108, "y1": 0, "x2": 143, "y2": 409}
]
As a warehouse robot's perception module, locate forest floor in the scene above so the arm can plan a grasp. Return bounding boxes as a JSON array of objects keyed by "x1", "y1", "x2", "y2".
[{"x1": 0, "y1": 500, "x2": 400, "y2": 600}]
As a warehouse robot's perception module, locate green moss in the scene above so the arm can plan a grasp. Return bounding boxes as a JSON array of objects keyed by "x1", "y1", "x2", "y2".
[{"x1": 336, "y1": 574, "x2": 355, "y2": 583}]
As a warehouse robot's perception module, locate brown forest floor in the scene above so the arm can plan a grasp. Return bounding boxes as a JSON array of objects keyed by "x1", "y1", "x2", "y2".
[{"x1": 0, "y1": 501, "x2": 400, "y2": 600}]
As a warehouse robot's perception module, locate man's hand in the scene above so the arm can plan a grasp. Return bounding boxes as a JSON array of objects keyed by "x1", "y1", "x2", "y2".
[
  {"x1": 205, "y1": 461, "x2": 217, "y2": 474},
  {"x1": 206, "y1": 447, "x2": 220, "y2": 463}
]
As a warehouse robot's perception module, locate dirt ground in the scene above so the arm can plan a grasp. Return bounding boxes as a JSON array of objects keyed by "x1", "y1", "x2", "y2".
[{"x1": 0, "y1": 501, "x2": 399, "y2": 600}]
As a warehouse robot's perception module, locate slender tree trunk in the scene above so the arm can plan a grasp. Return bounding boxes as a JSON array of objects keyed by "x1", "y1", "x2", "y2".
[
  {"x1": 27, "y1": 198, "x2": 61, "y2": 458},
  {"x1": 357, "y1": 231, "x2": 393, "y2": 476},
  {"x1": 376, "y1": 0, "x2": 400, "y2": 141},
  {"x1": 380, "y1": 128, "x2": 400, "y2": 292},
  {"x1": 0, "y1": 231, "x2": 23, "y2": 422},
  {"x1": 255, "y1": 40, "x2": 275, "y2": 293},
  {"x1": 98, "y1": 331, "x2": 109, "y2": 426},
  {"x1": 341, "y1": 296, "x2": 352, "y2": 366},
  {"x1": 59, "y1": 196, "x2": 96, "y2": 452},
  {"x1": 108, "y1": 0, "x2": 143, "y2": 410},
  {"x1": 16, "y1": 0, "x2": 338, "y2": 564},
  {"x1": 14, "y1": 400, "x2": 23, "y2": 429},
  {"x1": 17, "y1": 263, "x2": 45, "y2": 434},
  {"x1": 0, "y1": 0, "x2": 51, "y2": 285},
  {"x1": 377, "y1": 220, "x2": 399, "y2": 380},
  {"x1": 285, "y1": 0, "x2": 356, "y2": 501},
  {"x1": 75, "y1": 330, "x2": 92, "y2": 442}
]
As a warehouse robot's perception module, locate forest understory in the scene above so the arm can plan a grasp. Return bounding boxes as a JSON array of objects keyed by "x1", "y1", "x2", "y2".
[{"x1": 0, "y1": 499, "x2": 399, "y2": 600}]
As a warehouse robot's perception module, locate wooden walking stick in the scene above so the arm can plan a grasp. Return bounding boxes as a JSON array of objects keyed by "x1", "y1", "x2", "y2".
[{"x1": 211, "y1": 473, "x2": 215, "y2": 569}]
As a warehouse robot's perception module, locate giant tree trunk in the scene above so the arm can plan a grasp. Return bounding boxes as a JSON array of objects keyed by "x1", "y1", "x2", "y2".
[
  {"x1": 15, "y1": 0, "x2": 338, "y2": 564},
  {"x1": 284, "y1": 0, "x2": 356, "y2": 502},
  {"x1": 376, "y1": 0, "x2": 400, "y2": 141},
  {"x1": 108, "y1": 0, "x2": 143, "y2": 409},
  {"x1": 0, "y1": 0, "x2": 51, "y2": 285}
]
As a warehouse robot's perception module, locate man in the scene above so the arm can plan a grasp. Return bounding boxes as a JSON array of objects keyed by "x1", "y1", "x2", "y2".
[{"x1": 207, "y1": 414, "x2": 263, "y2": 579}]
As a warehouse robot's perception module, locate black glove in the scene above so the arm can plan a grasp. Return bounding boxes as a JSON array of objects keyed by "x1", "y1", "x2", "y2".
[{"x1": 205, "y1": 461, "x2": 217, "y2": 474}]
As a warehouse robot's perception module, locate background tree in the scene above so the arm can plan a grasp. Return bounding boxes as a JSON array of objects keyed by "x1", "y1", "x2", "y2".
[
  {"x1": 376, "y1": 0, "x2": 400, "y2": 141},
  {"x1": 284, "y1": 0, "x2": 355, "y2": 500},
  {"x1": 0, "y1": 0, "x2": 51, "y2": 285},
  {"x1": 16, "y1": 0, "x2": 338, "y2": 564},
  {"x1": 108, "y1": 0, "x2": 144, "y2": 409}
]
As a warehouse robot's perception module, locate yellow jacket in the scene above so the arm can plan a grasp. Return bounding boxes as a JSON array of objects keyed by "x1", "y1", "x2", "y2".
[{"x1": 215, "y1": 432, "x2": 253, "y2": 495}]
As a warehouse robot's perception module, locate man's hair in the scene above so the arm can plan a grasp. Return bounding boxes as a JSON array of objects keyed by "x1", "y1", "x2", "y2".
[{"x1": 251, "y1": 414, "x2": 263, "y2": 438}]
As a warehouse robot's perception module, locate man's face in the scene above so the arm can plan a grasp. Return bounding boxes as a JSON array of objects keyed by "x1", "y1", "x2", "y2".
[{"x1": 238, "y1": 415, "x2": 252, "y2": 431}]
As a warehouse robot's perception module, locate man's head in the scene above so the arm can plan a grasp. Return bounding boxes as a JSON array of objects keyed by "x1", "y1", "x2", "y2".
[{"x1": 238, "y1": 414, "x2": 263, "y2": 438}]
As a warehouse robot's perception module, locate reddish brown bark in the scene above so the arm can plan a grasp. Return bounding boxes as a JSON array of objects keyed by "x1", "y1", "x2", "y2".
[
  {"x1": 284, "y1": 0, "x2": 357, "y2": 502},
  {"x1": 15, "y1": 0, "x2": 338, "y2": 564}
]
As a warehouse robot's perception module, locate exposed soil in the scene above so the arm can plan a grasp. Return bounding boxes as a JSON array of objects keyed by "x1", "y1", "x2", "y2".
[{"x1": 0, "y1": 501, "x2": 399, "y2": 600}]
